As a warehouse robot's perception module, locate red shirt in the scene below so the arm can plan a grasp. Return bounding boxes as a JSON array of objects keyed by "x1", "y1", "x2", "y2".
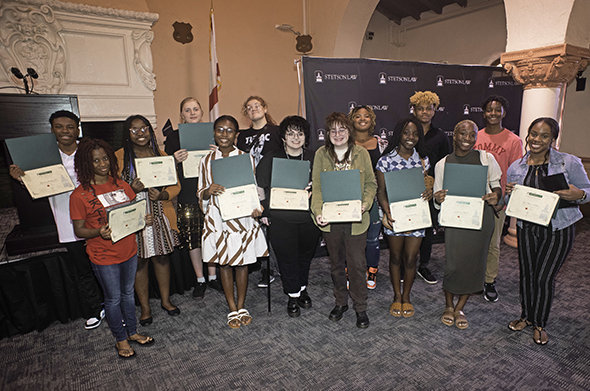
[
  {"x1": 474, "y1": 128, "x2": 523, "y2": 192},
  {"x1": 70, "y1": 178, "x2": 137, "y2": 265}
]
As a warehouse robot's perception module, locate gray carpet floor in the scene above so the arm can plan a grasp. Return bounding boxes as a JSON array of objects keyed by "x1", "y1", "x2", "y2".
[{"x1": 1, "y1": 219, "x2": 590, "y2": 391}]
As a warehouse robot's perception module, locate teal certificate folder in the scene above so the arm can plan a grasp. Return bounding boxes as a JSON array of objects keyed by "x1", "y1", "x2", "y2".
[
  {"x1": 6, "y1": 134, "x2": 62, "y2": 171},
  {"x1": 271, "y1": 159, "x2": 310, "y2": 190},
  {"x1": 443, "y1": 163, "x2": 487, "y2": 197},
  {"x1": 320, "y1": 169, "x2": 362, "y2": 202},
  {"x1": 211, "y1": 153, "x2": 255, "y2": 188},
  {"x1": 384, "y1": 167, "x2": 425, "y2": 203},
  {"x1": 178, "y1": 123, "x2": 214, "y2": 150}
]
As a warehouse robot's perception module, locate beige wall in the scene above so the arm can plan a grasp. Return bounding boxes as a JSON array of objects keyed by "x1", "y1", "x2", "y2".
[{"x1": 360, "y1": 2, "x2": 507, "y2": 65}]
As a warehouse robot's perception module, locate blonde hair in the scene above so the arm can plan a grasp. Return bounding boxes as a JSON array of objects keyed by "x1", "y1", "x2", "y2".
[
  {"x1": 179, "y1": 97, "x2": 202, "y2": 123},
  {"x1": 409, "y1": 91, "x2": 440, "y2": 110}
]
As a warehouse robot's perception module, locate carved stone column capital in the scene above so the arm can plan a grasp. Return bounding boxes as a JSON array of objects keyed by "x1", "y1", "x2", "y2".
[{"x1": 501, "y1": 44, "x2": 590, "y2": 89}]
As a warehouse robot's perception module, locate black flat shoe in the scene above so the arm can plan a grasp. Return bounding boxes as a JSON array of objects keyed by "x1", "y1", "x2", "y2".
[
  {"x1": 139, "y1": 317, "x2": 153, "y2": 326},
  {"x1": 356, "y1": 311, "x2": 370, "y2": 329},
  {"x1": 287, "y1": 297, "x2": 300, "y2": 318},
  {"x1": 161, "y1": 304, "x2": 180, "y2": 316},
  {"x1": 329, "y1": 305, "x2": 348, "y2": 322},
  {"x1": 297, "y1": 289, "x2": 312, "y2": 309}
]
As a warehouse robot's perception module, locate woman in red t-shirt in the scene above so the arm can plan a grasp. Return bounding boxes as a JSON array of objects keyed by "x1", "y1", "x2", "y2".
[{"x1": 70, "y1": 138, "x2": 154, "y2": 359}]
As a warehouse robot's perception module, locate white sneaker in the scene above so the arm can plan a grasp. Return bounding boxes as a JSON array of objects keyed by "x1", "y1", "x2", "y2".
[{"x1": 85, "y1": 308, "x2": 105, "y2": 330}]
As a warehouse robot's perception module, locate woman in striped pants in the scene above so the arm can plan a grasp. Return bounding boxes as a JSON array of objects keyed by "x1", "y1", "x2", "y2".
[{"x1": 505, "y1": 118, "x2": 590, "y2": 345}]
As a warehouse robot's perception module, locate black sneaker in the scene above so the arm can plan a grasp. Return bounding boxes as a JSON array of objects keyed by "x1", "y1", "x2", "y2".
[
  {"x1": 257, "y1": 270, "x2": 275, "y2": 288},
  {"x1": 208, "y1": 279, "x2": 223, "y2": 292},
  {"x1": 192, "y1": 282, "x2": 207, "y2": 299},
  {"x1": 484, "y1": 282, "x2": 499, "y2": 302},
  {"x1": 417, "y1": 266, "x2": 437, "y2": 284}
]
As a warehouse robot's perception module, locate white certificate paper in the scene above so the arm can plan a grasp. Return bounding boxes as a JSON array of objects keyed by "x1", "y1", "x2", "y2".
[
  {"x1": 439, "y1": 195, "x2": 484, "y2": 230},
  {"x1": 135, "y1": 156, "x2": 177, "y2": 188},
  {"x1": 217, "y1": 184, "x2": 261, "y2": 221},
  {"x1": 108, "y1": 199, "x2": 147, "y2": 243},
  {"x1": 506, "y1": 184, "x2": 559, "y2": 226},
  {"x1": 21, "y1": 164, "x2": 75, "y2": 199},
  {"x1": 322, "y1": 200, "x2": 362, "y2": 223},
  {"x1": 270, "y1": 188, "x2": 309, "y2": 211},
  {"x1": 182, "y1": 150, "x2": 209, "y2": 178},
  {"x1": 389, "y1": 198, "x2": 432, "y2": 233}
]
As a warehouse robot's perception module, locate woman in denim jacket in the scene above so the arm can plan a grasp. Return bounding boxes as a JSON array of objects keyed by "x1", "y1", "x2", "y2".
[{"x1": 505, "y1": 117, "x2": 590, "y2": 345}]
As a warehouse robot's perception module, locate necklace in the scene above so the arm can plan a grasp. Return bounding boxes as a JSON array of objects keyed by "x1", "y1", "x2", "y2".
[{"x1": 285, "y1": 146, "x2": 304, "y2": 160}]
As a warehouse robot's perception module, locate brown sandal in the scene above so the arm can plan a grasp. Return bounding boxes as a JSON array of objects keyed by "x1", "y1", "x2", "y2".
[
  {"x1": 533, "y1": 327, "x2": 548, "y2": 345},
  {"x1": 441, "y1": 307, "x2": 454, "y2": 326},
  {"x1": 508, "y1": 318, "x2": 532, "y2": 331},
  {"x1": 454, "y1": 310, "x2": 468, "y2": 329}
]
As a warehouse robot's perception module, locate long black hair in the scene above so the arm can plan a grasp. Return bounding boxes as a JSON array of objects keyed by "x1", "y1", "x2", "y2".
[
  {"x1": 381, "y1": 117, "x2": 426, "y2": 159},
  {"x1": 121, "y1": 114, "x2": 161, "y2": 183}
]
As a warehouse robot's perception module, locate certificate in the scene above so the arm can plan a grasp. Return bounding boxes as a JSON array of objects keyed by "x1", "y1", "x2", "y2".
[
  {"x1": 21, "y1": 164, "x2": 75, "y2": 199},
  {"x1": 439, "y1": 195, "x2": 484, "y2": 230},
  {"x1": 107, "y1": 200, "x2": 147, "y2": 243},
  {"x1": 389, "y1": 198, "x2": 432, "y2": 233},
  {"x1": 270, "y1": 188, "x2": 309, "y2": 210},
  {"x1": 182, "y1": 150, "x2": 209, "y2": 178},
  {"x1": 322, "y1": 200, "x2": 362, "y2": 223},
  {"x1": 135, "y1": 156, "x2": 177, "y2": 188},
  {"x1": 506, "y1": 184, "x2": 559, "y2": 226},
  {"x1": 217, "y1": 184, "x2": 261, "y2": 221}
]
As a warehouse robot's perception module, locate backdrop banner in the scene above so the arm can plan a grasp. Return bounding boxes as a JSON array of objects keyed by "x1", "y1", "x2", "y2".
[{"x1": 303, "y1": 56, "x2": 523, "y2": 151}]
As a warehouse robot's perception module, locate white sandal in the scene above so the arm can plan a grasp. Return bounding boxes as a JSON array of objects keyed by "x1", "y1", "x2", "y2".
[
  {"x1": 227, "y1": 311, "x2": 241, "y2": 329},
  {"x1": 237, "y1": 309, "x2": 252, "y2": 326}
]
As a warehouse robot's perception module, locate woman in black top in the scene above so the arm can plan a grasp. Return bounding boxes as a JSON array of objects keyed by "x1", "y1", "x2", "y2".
[
  {"x1": 256, "y1": 116, "x2": 321, "y2": 317},
  {"x1": 164, "y1": 97, "x2": 221, "y2": 299}
]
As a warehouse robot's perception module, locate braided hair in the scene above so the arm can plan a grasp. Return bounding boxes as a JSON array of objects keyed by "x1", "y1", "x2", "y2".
[{"x1": 120, "y1": 115, "x2": 161, "y2": 183}]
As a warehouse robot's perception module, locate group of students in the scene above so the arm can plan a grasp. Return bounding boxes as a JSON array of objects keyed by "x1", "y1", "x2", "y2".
[{"x1": 10, "y1": 91, "x2": 590, "y2": 358}]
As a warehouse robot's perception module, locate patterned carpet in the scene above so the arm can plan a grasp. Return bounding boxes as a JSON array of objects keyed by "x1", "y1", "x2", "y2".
[{"x1": 1, "y1": 219, "x2": 589, "y2": 391}]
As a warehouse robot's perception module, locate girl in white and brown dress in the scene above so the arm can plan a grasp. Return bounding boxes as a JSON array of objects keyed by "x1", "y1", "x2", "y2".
[{"x1": 198, "y1": 115, "x2": 268, "y2": 329}]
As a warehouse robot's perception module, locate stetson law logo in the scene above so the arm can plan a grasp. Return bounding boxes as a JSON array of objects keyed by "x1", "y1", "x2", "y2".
[
  {"x1": 488, "y1": 77, "x2": 518, "y2": 88},
  {"x1": 463, "y1": 104, "x2": 483, "y2": 115},
  {"x1": 315, "y1": 70, "x2": 324, "y2": 83},
  {"x1": 349, "y1": 101, "x2": 389, "y2": 111},
  {"x1": 315, "y1": 70, "x2": 358, "y2": 83},
  {"x1": 317, "y1": 128, "x2": 326, "y2": 141},
  {"x1": 437, "y1": 75, "x2": 471, "y2": 87},
  {"x1": 409, "y1": 104, "x2": 444, "y2": 115},
  {"x1": 379, "y1": 72, "x2": 417, "y2": 84}
]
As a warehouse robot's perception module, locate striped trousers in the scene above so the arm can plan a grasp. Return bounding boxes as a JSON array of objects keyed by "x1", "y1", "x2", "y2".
[{"x1": 517, "y1": 223, "x2": 575, "y2": 328}]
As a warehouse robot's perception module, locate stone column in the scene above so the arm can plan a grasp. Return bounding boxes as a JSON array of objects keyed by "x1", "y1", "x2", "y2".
[{"x1": 500, "y1": 43, "x2": 590, "y2": 247}]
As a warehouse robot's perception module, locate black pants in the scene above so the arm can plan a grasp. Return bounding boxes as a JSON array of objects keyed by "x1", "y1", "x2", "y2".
[
  {"x1": 419, "y1": 200, "x2": 439, "y2": 268},
  {"x1": 65, "y1": 240, "x2": 104, "y2": 318},
  {"x1": 517, "y1": 223, "x2": 575, "y2": 328},
  {"x1": 269, "y1": 217, "x2": 321, "y2": 295}
]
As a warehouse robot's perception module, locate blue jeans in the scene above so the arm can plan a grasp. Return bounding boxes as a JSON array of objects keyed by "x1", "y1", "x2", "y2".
[
  {"x1": 91, "y1": 255, "x2": 138, "y2": 342},
  {"x1": 366, "y1": 221, "x2": 382, "y2": 269}
]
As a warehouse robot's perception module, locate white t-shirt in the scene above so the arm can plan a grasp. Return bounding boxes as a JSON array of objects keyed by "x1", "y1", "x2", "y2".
[{"x1": 47, "y1": 145, "x2": 82, "y2": 243}]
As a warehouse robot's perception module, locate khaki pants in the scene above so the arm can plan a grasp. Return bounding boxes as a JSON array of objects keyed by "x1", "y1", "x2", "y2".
[{"x1": 485, "y1": 209, "x2": 506, "y2": 284}]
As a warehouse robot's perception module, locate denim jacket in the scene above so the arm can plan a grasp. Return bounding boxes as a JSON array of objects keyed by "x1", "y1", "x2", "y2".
[{"x1": 506, "y1": 149, "x2": 590, "y2": 231}]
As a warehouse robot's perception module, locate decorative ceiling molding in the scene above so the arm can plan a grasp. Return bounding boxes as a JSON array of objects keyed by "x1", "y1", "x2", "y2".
[{"x1": 4, "y1": 0, "x2": 159, "y2": 24}]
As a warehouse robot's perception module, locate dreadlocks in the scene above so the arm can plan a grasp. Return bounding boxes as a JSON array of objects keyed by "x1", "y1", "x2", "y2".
[{"x1": 74, "y1": 138, "x2": 119, "y2": 190}]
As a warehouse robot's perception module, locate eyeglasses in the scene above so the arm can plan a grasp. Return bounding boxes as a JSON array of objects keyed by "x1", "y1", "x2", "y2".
[
  {"x1": 246, "y1": 104, "x2": 262, "y2": 112},
  {"x1": 285, "y1": 131, "x2": 305, "y2": 139},
  {"x1": 129, "y1": 126, "x2": 150, "y2": 135},
  {"x1": 329, "y1": 128, "x2": 348, "y2": 135},
  {"x1": 214, "y1": 126, "x2": 236, "y2": 135}
]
